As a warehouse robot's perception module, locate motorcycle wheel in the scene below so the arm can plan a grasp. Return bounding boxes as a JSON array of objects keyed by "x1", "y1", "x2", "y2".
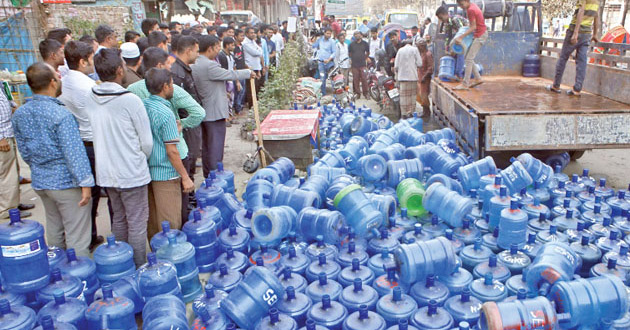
[{"x1": 370, "y1": 86, "x2": 381, "y2": 102}]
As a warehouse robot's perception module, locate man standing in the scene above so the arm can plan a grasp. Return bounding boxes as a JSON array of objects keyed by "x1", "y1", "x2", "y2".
[
  {"x1": 13, "y1": 62, "x2": 94, "y2": 256},
  {"x1": 348, "y1": 30, "x2": 370, "y2": 99},
  {"x1": 334, "y1": 32, "x2": 351, "y2": 88},
  {"x1": 454, "y1": 0, "x2": 488, "y2": 90},
  {"x1": 143, "y1": 68, "x2": 194, "y2": 239},
  {"x1": 148, "y1": 31, "x2": 169, "y2": 52},
  {"x1": 436, "y1": 6, "x2": 468, "y2": 80},
  {"x1": 85, "y1": 49, "x2": 153, "y2": 266},
  {"x1": 243, "y1": 27, "x2": 263, "y2": 105},
  {"x1": 368, "y1": 27, "x2": 380, "y2": 66},
  {"x1": 192, "y1": 35, "x2": 253, "y2": 176},
  {"x1": 264, "y1": 25, "x2": 277, "y2": 69},
  {"x1": 330, "y1": 16, "x2": 342, "y2": 36},
  {"x1": 313, "y1": 28, "x2": 337, "y2": 95},
  {"x1": 94, "y1": 25, "x2": 118, "y2": 53},
  {"x1": 385, "y1": 31, "x2": 400, "y2": 77},
  {"x1": 359, "y1": 19, "x2": 370, "y2": 37},
  {"x1": 121, "y1": 42, "x2": 143, "y2": 88},
  {"x1": 271, "y1": 25, "x2": 284, "y2": 64},
  {"x1": 394, "y1": 40, "x2": 423, "y2": 119},
  {"x1": 233, "y1": 29, "x2": 247, "y2": 114},
  {"x1": 0, "y1": 85, "x2": 32, "y2": 219},
  {"x1": 58, "y1": 41, "x2": 104, "y2": 249},
  {"x1": 218, "y1": 37, "x2": 237, "y2": 123},
  {"x1": 281, "y1": 20, "x2": 290, "y2": 41},
  {"x1": 416, "y1": 40, "x2": 434, "y2": 118},
  {"x1": 39, "y1": 39, "x2": 65, "y2": 73},
  {"x1": 141, "y1": 18, "x2": 160, "y2": 37},
  {"x1": 548, "y1": 0, "x2": 599, "y2": 96}
]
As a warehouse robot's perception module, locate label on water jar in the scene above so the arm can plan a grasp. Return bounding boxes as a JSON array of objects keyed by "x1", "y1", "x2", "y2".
[
  {"x1": 1, "y1": 239, "x2": 41, "y2": 257},
  {"x1": 438, "y1": 140, "x2": 460, "y2": 155},
  {"x1": 263, "y1": 288, "x2": 278, "y2": 306}
]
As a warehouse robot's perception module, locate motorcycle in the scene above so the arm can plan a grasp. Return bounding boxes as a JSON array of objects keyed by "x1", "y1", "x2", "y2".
[
  {"x1": 366, "y1": 57, "x2": 400, "y2": 114},
  {"x1": 326, "y1": 61, "x2": 354, "y2": 107}
]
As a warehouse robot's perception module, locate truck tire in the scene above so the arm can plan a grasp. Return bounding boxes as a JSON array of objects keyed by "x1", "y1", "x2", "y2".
[{"x1": 569, "y1": 150, "x2": 586, "y2": 161}]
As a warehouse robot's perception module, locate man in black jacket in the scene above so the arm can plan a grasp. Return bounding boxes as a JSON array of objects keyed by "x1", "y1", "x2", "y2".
[{"x1": 170, "y1": 35, "x2": 201, "y2": 210}]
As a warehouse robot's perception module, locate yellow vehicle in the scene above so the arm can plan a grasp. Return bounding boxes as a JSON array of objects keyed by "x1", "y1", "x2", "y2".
[{"x1": 384, "y1": 10, "x2": 420, "y2": 30}]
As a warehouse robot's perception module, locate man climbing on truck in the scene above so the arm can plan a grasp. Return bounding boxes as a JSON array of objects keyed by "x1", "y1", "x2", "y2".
[
  {"x1": 436, "y1": 6, "x2": 468, "y2": 81},
  {"x1": 547, "y1": 0, "x2": 599, "y2": 96},
  {"x1": 453, "y1": 0, "x2": 487, "y2": 90}
]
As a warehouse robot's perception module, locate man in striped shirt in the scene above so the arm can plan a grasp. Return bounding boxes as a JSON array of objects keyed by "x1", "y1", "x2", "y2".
[
  {"x1": 549, "y1": 0, "x2": 599, "y2": 96},
  {"x1": 143, "y1": 68, "x2": 194, "y2": 239}
]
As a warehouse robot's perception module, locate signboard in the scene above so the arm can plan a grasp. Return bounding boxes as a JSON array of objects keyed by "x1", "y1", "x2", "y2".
[
  {"x1": 287, "y1": 16, "x2": 297, "y2": 32},
  {"x1": 290, "y1": 4, "x2": 299, "y2": 16},
  {"x1": 324, "y1": 0, "x2": 363, "y2": 16},
  {"x1": 256, "y1": 110, "x2": 320, "y2": 141}
]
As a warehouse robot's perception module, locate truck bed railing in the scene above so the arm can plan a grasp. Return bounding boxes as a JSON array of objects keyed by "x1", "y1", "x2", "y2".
[
  {"x1": 540, "y1": 37, "x2": 630, "y2": 71},
  {"x1": 437, "y1": 0, "x2": 542, "y2": 34}
]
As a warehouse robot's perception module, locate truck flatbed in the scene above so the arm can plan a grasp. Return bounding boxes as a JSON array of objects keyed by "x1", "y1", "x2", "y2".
[{"x1": 437, "y1": 76, "x2": 630, "y2": 115}]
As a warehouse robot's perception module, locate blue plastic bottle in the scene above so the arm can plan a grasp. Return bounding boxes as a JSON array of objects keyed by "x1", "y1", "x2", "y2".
[
  {"x1": 582, "y1": 205, "x2": 613, "y2": 231},
  {"x1": 403, "y1": 224, "x2": 432, "y2": 244},
  {"x1": 437, "y1": 265, "x2": 473, "y2": 297},
  {"x1": 443, "y1": 230, "x2": 464, "y2": 255},
  {"x1": 36, "y1": 268, "x2": 83, "y2": 305},
  {"x1": 515, "y1": 153, "x2": 553, "y2": 188},
  {"x1": 497, "y1": 244, "x2": 531, "y2": 275},
  {"x1": 245, "y1": 179, "x2": 275, "y2": 211},
  {"x1": 310, "y1": 166, "x2": 347, "y2": 183},
  {"x1": 85, "y1": 284, "x2": 136, "y2": 330},
  {"x1": 219, "y1": 223, "x2": 250, "y2": 255},
  {"x1": 368, "y1": 229, "x2": 400, "y2": 255},
  {"x1": 183, "y1": 209, "x2": 220, "y2": 273},
  {"x1": 306, "y1": 272, "x2": 343, "y2": 302},
  {"x1": 217, "y1": 247, "x2": 249, "y2": 273},
  {"x1": 499, "y1": 161, "x2": 533, "y2": 194},
  {"x1": 443, "y1": 289, "x2": 482, "y2": 326},
  {"x1": 58, "y1": 248, "x2": 98, "y2": 304},
  {"x1": 504, "y1": 273, "x2": 534, "y2": 298},
  {"x1": 457, "y1": 156, "x2": 497, "y2": 192},
  {"x1": 204, "y1": 170, "x2": 230, "y2": 193},
  {"x1": 0, "y1": 209, "x2": 50, "y2": 293},
  {"x1": 325, "y1": 175, "x2": 355, "y2": 210},
  {"x1": 422, "y1": 183, "x2": 472, "y2": 228},
  {"x1": 565, "y1": 173, "x2": 586, "y2": 195},
  {"x1": 460, "y1": 239, "x2": 493, "y2": 272},
  {"x1": 481, "y1": 176, "x2": 502, "y2": 215},
  {"x1": 221, "y1": 266, "x2": 284, "y2": 329},
  {"x1": 297, "y1": 207, "x2": 346, "y2": 246},
  {"x1": 385, "y1": 159, "x2": 424, "y2": 188},
  {"x1": 37, "y1": 290, "x2": 86, "y2": 329},
  {"x1": 340, "y1": 278, "x2": 379, "y2": 313},
  {"x1": 609, "y1": 191, "x2": 630, "y2": 217},
  {"x1": 392, "y1": 237, "x2": 458, "y2": 285},
  {"x1": 156, "y1": 233, "x2": 202, "y2": 302},
  {"x1": 301, "y1": 175, "x2": 330, "y2": 203},
  {"x1": 398, "y1": 129, "x2": 426, "y2": 148},
  {"x1": 149, "y1": 221, "x2": 187, "y2": 253},
  {"x1": 252, "y1": 206, "x2": 299, "y2": 243},
  {"x1": 524, "y1": 242, "x2": 581, "y2": 296},
  {"x1": 276, "y1": 287, "x2": 312, "y2": 328},
  {"x1": 47, "y1": 246, "x2": 67, "y2": 271},
  {"x1": 373, "y1": 267, "x2": 409, "y2": 297},
  {"x1": 603, "y1": 245, "x2": 630, "y2": 271},
  {"x1": 334, "y1": 184, "x2": 383, "y2": 235},
  {"x1": 511, "y1": 188, "x2": 534, "y2": 208},
  {"x1": 527, "y1": 212, "x2": 551, "y2": 233},
  {"x1": 105, "y1": 274, "x2": 143, "y2": 314},
  {"x1": 598, "y1": 230, "x2": 628, "y2": 254},
  {"x1": 191, "y1": 301, "x2": 228, "y2": 330},
  {"x1": 469, "y1": 273, "x2": 508, "y2": 302},
  {"x1": 34, "y1": 315, "x2": 76, "y2": 330},
  {"x1": 142, "y1": 294, "x2": 188, "y2": 330},
  {"x1": 214, "y1": 193, "x2": 245, "y2": 229},
  {"x1": 377, "y1": 143, "x2": 406, "y2": 162},
  {"x1": 343, "y1": 304, "x2": 386, "y2": 330},
  {"x1": 0, "y1": 285, "x2": 24, "y2": 308},
  {"x1": 278, "y1": 267, "x2": 307, "y2": 293},
  {"x1": 136, "y1": 253, "x2": 181, "y2": 300},
  {"x1": 566, "y1": 220, "x2": 593, "y2": 243},
  {"x1": 549, "y1": 275, "x2": 628, "y2": 329},
  {"x1": 536, "y1": 225, "x2": 568, "y2": 244},
  {"x1": 266, "y1": 157, "x2": 296, "y2": 183},
  {"x1": 409, "y1": 300, "x2": 454, "y2": 330},
  {"x1": 270, "y1": 185, "x2": 322, "y2": 213},
  {"x1": 255, "y1": 308, "x2": 298, "y2": 330},
  {"x1": 590, "y1": 258, "x2": 627, "y2": 279},
  {"x1": 488, "y1": 186, "x2": 510, "y2": 231},
  {"x1": 281, "y1": 246, "x2": 310, "y2": 276},
  {"x1": 0, "y1": 299, "x2": 36, "y2": 330},
  {"x1": 426, "y1": 174, "x2": 464, "y2": 196},
  {"x1": 589, "y1": 215, "x2": 619, "y2": 240},
  {"x1": 409, "y1": 275, "x2": 449, "y2": 308},
  {"x1": 193, "y1": 284, "x2": 227, "y2": 314},
  {"x1": 306, "y1": 254, "x2": 342, "y2": 283},
  {"x1": 497, "y1": 201, "x2": 527, "y2": 250},
  {"x1": 305, "y1": 236, "x2": 339, "y2": 261},
  {"x1": 472, "y1": 254, "x2": 511, "y2": 283},
  {"x1": 528, "y1": 182, "x2": 551, "y2": 207},
  {"x1": 369, "y1": 250, "x2": 394, "y2": 277},
  {"x1": 452, "y1": 219, "x2": 481, "y2": 246},
  {"x1": 337, "y1": 242, "x2": 369, "y2": 269},
  {"x1": 369, "y1": 193, "x2": 398, "y2": 223},
  {"x1": 523, "y1": 197, "x2": 551, "y2": 221},
  {"x1": 479, "y1": 296, "x2": 561, "y2": 330},
  {"x1": 307, "y1": 294, "x2": 348, "y2": 330},
  {"x1": 339, "y1": 259, "x2": 376, "y2": 288},
  {"x1": 481, "y1": 227, "x2": 500, "y2": 254},
  {"x1": 209, "y1": 263, "x2": 243, "y2": 292},
  {"x1": 355, "y1": 154, "x2": 388, "y2": 182},
  {"x1": 300, "y1": 319, "x2": 329, "y2": 330},
  {"x1": 376, "y1": 286, "x2": 418, "y2": 327},
  {"x1": 216, "y1": 162, "x2": 235, "y2": 194}
]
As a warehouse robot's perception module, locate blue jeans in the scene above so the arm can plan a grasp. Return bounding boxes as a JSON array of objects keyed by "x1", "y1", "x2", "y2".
[
  {"x1": 553, "y1": 32, "x2": 591, "y2": 92},
  {"x1": 234, "y1": 79, "x2": 246, "y2": 113},
  {"x1": 318, "y1": 61, "x2": 334, "y2": 95}
]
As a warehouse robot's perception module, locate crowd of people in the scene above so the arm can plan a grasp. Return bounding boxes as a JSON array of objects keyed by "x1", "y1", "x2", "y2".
[{"x1": 0, "y1": 18, "x2": 294, "y2": 266}]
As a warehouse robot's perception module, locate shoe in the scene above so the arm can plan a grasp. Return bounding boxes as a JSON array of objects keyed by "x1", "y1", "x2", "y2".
[
  {"x1": 19, "y1": 211, "x2": 32, "y2": 218},
  {"x1": 567, "y1": 89, "x2": 581, "y2": 97},
  {"x1": 453, "y1": 84, "x2": 469, "y2": 90},
  {"x1": 226, "y1": 121, "x2": 232, "y2": 127},
  {"x1": 546, "y1": 85, "x2": 562, "y2": 93},
  {"x1": 19, "y1": 177, "x2": 31, "y2": 185},
  {"x1": 18, "y1": 203, "x2": 35, "y2": 211},
  {"x1": 90, "y1": 235, "x2": 104, "y2": 252}
]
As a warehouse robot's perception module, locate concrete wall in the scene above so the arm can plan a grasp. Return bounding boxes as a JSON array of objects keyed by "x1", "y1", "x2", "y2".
[
  {"x1": 42, "y1": 0, "x2": 143, "y2": 35},
  {"x1": 541, "y1": 55, "x2": 630, "y2": 105}
]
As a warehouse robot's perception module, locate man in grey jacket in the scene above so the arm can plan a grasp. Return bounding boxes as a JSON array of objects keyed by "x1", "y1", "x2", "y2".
[
  {"x1": 84, "y1": 48, "x2": 153, "y2": 267},
  {"x1": 192, "y1": 35, "x2": 253, "y2": 176}
]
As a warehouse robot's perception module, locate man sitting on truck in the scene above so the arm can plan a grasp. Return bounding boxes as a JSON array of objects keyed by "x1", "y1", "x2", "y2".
[
  {"x1": 453, "y1": 0, "x2": 488, "y2": 90},
  {"x1": 547, "y1": 0, "x2": 599, "y2": 96},
  {"x1": 436, "y1": 6, "x2": 468, "y2": 80}
]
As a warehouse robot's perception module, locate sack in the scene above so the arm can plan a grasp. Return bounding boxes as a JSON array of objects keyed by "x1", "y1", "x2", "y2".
[{"x1": 473, "y1": 0, "x2": 514, "y2": 18}]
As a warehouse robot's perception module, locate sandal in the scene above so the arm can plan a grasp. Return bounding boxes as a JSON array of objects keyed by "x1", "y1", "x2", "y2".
[
  {"x1": 453, "y1": 84, "x2": 469, "y2": 91},
  {"x1": 470, "y1": 80, "x2": 484, "y2": 88},
  {"x1": 567, "y1": 89, "x2": 581, "y2": 97},
  {"x1": 546, "y1": 85, "x2": 562, "y2": 93}
]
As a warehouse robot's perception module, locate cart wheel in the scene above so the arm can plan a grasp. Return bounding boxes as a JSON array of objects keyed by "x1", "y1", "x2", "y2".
[{"x1": 569, "y1": 150, "x2": 586, "y2": 161}]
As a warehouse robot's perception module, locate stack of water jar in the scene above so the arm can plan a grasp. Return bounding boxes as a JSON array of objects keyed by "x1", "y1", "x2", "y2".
[{"x1": 2, "y1": 101, "x2": 630, "y2": 329}]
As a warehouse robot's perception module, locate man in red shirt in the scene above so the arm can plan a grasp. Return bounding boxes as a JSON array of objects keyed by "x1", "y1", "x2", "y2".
[
  {"x1": 454, "y1": 0, "x2": 488, "y2": 90},
  {"x1": 330, "y1": 15, "x2": 342, "y2": 37}
]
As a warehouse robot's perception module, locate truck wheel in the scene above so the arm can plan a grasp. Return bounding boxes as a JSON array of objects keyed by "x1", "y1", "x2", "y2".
[{"x1": 569, "y1": 150, "x2": 586, "y2": 161}]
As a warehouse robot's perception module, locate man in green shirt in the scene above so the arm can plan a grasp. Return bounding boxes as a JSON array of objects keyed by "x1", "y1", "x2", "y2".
[
  {"x1": 142, "y1": 68, "x2": 194, "y2": 238},
  {"x1": 127, "y1": 47, "x2": 205, "y2": 221}
]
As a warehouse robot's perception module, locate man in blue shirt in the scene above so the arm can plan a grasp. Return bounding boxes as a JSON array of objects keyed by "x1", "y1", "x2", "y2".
[
  {"x1": 12, "y1": 62, "x2": 95, "y2": 257},
  {"x1": 313, "y1": 27, "x2": 337, "y2": 95},
  {"x1": 359, "y1": 19, "x2": 370, "y2": 37}
]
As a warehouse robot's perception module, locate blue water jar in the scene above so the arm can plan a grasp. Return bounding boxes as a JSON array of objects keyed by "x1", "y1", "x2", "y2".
[
  {"x1": 376, "y1": 286, "x2": 418, "y2": 327},
  {"x1": 193, "y1": 284, "x2": 227, "y2": 314},
  {"x1": 457, "y1": 156, "x2": 497, "y2": 192},
  {"x1": 182, "y1": 209, "x2": 220, "y2": 273},
  {"x1": 278, "y1": 267, "x2": 308, "y2": 293},
  {"x1": 252, "y1": 206, "x2": 299, "y2": 243},
  {"x1": 216, "y1": 162, "x2": 235, "y2": 194},
  {"x1": 37, "y1": 290, "x2": 86, "y2": 329},
  {"x1": 297, "y1": 207, "x2": 346, "y2": 246},
  {"x1": 523, "y1": 197, "x2": 551, "y2": 220},
  {"x1": 425, "y1": 174, "x2": 464, "y2": 196},
  {"x1": 408, "y1": 275, "x2": 449, "y2": 308},
  {"x1": 368, "y1": 250, "x2": 394, "y2": 277},
  {"x1": 524, "y1": 242, "x2": 581, "y2": 296},
  {"x1": 339, "y1": 136, "x2": 369, "y2": 170},
  {"x1": 497, "y1": 201, "x2": 528, "y2": 250},
  {"x1": 570, "y1": 235, "x2": 602, "y2": 277},
  {"x1": 386, "y1": 159, "x2": 424, "y2": 188},
  {"x1": 472, "y1": 254, "x2": 511, "y2": 283},
  {"x1": 403, "y1": 224, "x2": 432, "y2": 244},
  {"x1": 36, "y1": 268, "x2": 82, "y2": 306},
  {"x1": 356, "y1": 154, "x2": 388, "y2": 182},
  {"x1": 219, "y1": 223, "x2": 250, "y2": 255},
  {"x1": 301, "y1": 175, "x2": 330, "y2": 203},
  {"x1": 496, "y1": 244, "x2": 531, "y2": 275},
  {"x1": 437, "y1": 266, "x2": 473, "y2": 297},
  {"x1": 334, "y1": 184, "x2": 383, "y2": 236},
  {"x1": 376, "y1": 143, "x2": 406, "y2": 162},
  {"x1": 306, "y1": 272, "x2": 343, "y2": 303},
  {"x1": 149, "y1": 221, "x2": 187, "y2": 253},
  {"x1": 34, "y1": 315, "x2": 76, "y2": 330},
  {"x1": 340, "y1": 278, "x2": 379, "y2": 313},
  {"x1": 255, "y1": 307, "x2": 298, "y2": 330},
  {"x1": 270, "y1": 185, "x2": 322, "y2": 213},
  {"x1": 423, "y1": 182, "x2": 472, "y2": 229},
  {"x1": 392, "y1": 237, "x2": 458, "y2": 285},
  {"x1": 459, "y1": 238, "x2": 493, "y2": 272},
  {"x1": 281, "y1": 246, "x2": 309, "y2": 276},
  {"x1": 305, "y1": 236, "x2": 338, "y2": 261},
  {"x1": 209, "y1": 263, "x2": 243, "y2": 292},
  {"x1": 343, "y1": 304, "x2": 386, "y2": 330},
  {"x1": 409, "y1": 300, "x2": 453, "y2": 330},
  {"x1": 339, "y1": 258, "x2": 376, "y2": 288},
  {"x1": 453, "y1": 219, "x2": 481, "y2": 246},
  {"x1": 0, "y1": 209, "x2": 50, "y2": 293},
  {"x1": 307, "y1": 294, "x2": 348, "y2": 330},
  {"x1": 191, "y1": 301, "x2": 228, "y2": 330},
  {"x1": 0, "y1": 298, "x2": 37, "y2": 330},
  {"x1": 337, "y1": 242, "x2": 369, "y2": 269},
  {"x1": 136, "y1": 253, "x2": 181, "y2": 300},
  {"x1": 245, "y1": 179, "x2": 275, "y2": 211},
  {"x1": 306, "y1": 254, "x2": 342, "y2": 283},
  {"x1": 142, "y1": 294, "x2": 188, "y2": 330},
  {"x1": 155, "y1": 233, "x2": 202, "y2": 302},
  {"x1": 442, "y1": 289, "x2": 482, "y2": 326},
  {"x1": 514, "y1": 153, "x2": 553, "y2": 188},
  {"x1": 487, "y1": 186, "x2": 510, "y2": 231},
  {"x1": 499, "y1": 160, "x2": 533, "y2": 195},
  {"x1": 47, "y1": 246, "x2": 66, "y2": 271},
  {"x1": 479, "y1": 296, "x2": 560, "y2": 330},
  {"x1": 217, "y1": 247, "x2": 249, "y2": 273},
  {"x1": 85, "y1": 284, "x2": 136, "y2": 330},
  {"x1": 469, "y1": 273, "x2": 508, "y2": 302},
  {"x1": 276, "y1": 286, "x2": 312, "y2": 327},
  {"x1": 58, "y1": 248, "x2": 98, "y2": 304}
]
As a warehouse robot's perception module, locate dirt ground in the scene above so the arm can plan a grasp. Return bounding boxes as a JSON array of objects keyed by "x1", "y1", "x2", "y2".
[{"x1": 10, "y1": 97, "x2": 630, "y2": 237}]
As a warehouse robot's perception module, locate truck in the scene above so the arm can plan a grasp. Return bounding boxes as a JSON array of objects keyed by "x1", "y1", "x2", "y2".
[{"x1": 430, "y1": 1, "x2": 630, "y2": 165}]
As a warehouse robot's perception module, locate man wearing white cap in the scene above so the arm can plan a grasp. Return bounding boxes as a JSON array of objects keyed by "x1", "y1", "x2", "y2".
[{"x1": 121, "y1": 42, "x2": 143, "y2": 88}]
